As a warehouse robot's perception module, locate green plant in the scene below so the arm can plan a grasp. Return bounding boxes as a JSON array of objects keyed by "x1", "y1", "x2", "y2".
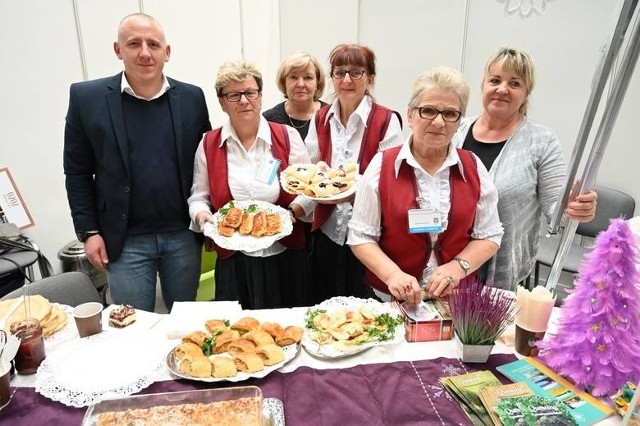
[{"x1": 449, "y1": 279, "x2": 516, "y2": 345}]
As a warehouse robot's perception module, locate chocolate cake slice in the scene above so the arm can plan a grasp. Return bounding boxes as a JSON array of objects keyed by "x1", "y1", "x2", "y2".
[{"x1": 109, "y1": 304, "x2": 137, "y2": 328}]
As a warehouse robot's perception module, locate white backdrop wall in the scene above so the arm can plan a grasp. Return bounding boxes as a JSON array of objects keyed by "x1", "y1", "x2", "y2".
[{"x1": 0, "y1": 0, "x2": 636, "y2": 273}]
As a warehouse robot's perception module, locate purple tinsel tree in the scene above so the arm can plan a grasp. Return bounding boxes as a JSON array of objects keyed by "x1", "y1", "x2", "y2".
[{"x1": 538, "y1": 219, "x2": 640, "y2": 397}]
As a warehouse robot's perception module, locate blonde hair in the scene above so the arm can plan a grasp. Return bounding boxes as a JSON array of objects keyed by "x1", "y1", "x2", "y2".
[
  {"x1": 483, "y1": 47, "x2": 535, "y2": 116},
  {"x1": 276, "y1": 52, "x2": 325, "y2": 101},
  {"x1": 408, "y1": 67, "x2": 470, "y2": 114},
  {"x1": 215, "y1": 60, "x2": 263, "y2": 96}
]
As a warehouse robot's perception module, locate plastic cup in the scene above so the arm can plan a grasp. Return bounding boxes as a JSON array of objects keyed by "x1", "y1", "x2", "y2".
[{"x1": 73, "y1": 302, "x2": 103, "y2": 338}]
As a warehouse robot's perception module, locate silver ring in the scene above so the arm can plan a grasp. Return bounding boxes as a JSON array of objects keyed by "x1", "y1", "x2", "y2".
[{"x1": 444, "y1": 275, "x2": 453, "y2": 283}]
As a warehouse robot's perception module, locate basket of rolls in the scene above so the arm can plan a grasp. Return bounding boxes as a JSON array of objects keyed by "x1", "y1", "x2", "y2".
[{"x1": 167, "y1": 316, "x2": 303, "y2": 382}]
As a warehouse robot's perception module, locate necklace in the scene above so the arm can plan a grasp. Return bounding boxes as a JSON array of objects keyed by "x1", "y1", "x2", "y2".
[{"x1": 285, "y1": 101, "x2": 312, "y2": 129}]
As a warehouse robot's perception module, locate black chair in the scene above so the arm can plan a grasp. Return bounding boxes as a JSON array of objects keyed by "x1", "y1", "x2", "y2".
[
  {"x1": 534, "y1": 186, "x2": 636, "y2": 286},
  {"x1": 1, "y1": 271, "x2": 101, "y2": 307}
]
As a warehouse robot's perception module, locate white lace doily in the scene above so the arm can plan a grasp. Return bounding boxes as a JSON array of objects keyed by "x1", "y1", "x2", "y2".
[
  {"x1": 302, "y1": 296, "x2": 404, "y2": 359},
  {"x1": 203, "y1": 200, "x2": 293, "y2": 252},
  {"x1": 35, "y1": 332, "x2": 166, "y2": 407}
]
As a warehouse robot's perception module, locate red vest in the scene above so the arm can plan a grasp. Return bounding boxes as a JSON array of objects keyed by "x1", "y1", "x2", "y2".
[
  {"x1": 203, "y1": 122, "x2": 305, "y2": 259},
  {"x1": 311, "y1": 103, "x2": 400, "y2": 231},
  {"x1": 365, "y1": 146, "x2": 481, "y2": 294}
]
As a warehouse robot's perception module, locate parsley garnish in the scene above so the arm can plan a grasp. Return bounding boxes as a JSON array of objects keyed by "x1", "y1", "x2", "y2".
[
  {"x1": 218, "y1": 201, "x2": 235, "y2": 216},
  {"x1": 245, "y1": 204, "x2": 258, "y2": 213},
  {"x1": 305, "y1": 308, "x2": 327, "y2": 330},
  {"x1": 364, "y1": 313, "x2": 404, "y2": 343},
  {"x1": 201, "y1": 329, "x2": 223, "y2": 356}
]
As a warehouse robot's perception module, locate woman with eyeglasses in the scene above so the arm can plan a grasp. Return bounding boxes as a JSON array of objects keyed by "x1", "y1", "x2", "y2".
[
  {"x1": 188, "y1": 60, "x2": 312, "y2": 309},
  {"x1": 263, "y1": 52, "x2": 328, "y2": 141},
  {"x1": 348, "y1": 67, "x2": 503, "y2": 303},
  {"x1": 452, "y1": 47, "x2": 597, "y2": 291},
  {"x1": 303, "y1": 44, "x2": 404, "y2": 304}
]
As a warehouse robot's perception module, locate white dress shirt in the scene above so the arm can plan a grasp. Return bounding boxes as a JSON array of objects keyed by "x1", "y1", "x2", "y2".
[
  {"x1": 304, "y1": 96, "x2": 404, "y2": 245},
  {"x1": 348, "y1": 136, "x2": 503, "y2": 268},
  {"x1": 188, "y1": 116, "x2": 310, "y2": 257},
  {"x1": 120, "y1": 73, "x2": 170, "y2": 100}
]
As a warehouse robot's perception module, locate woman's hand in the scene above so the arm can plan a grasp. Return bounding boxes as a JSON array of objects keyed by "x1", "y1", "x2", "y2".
[
  {"x1": 565, "y1": 190, "x2": 597, "y2": 222},
  {"x1": 196, "y1": 211, "x2": 215, "y2": 230},
  {"x1": 387, "y1": 270, "x2": 421, "y2": 305},
  {"x1": 424, "y1": 263, "x2": 464, "y2": 297}
]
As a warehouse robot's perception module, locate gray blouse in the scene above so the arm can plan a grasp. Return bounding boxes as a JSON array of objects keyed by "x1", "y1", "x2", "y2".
[{"x1": 453, "y1": 116, "x2": 566, "y2": 290}]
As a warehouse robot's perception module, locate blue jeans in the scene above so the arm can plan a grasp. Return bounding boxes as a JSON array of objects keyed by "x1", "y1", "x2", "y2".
[{"x1": 106, "y1": 230, "x2": 202, "y2": 312}]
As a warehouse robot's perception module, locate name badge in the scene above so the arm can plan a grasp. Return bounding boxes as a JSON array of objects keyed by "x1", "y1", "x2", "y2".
[
  {"x1": 408, "y1": 209, "x2": 444, "y2": 233},
  {"x1": 254, "y1": 158, "x2": 281, "y2": 185}
]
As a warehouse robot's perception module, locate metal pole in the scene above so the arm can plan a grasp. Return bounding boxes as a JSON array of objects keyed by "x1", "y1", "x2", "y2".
[
  {"x1": 546, "y1": 4, "x2": 640, "y2": 291},
  {"x1": 548, "y1": 0, "x2": 639, "y2": 234}
]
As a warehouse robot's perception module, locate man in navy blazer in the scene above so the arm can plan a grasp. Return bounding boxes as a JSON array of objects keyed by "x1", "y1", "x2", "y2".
[{"x1": 63, "y1": 13, "x2": 211, "y2": 312}]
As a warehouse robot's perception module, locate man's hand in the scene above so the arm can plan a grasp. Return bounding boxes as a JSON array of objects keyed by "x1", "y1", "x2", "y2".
[{"x1": 84, "y1": 234, "x2": 109, "y2": 271}]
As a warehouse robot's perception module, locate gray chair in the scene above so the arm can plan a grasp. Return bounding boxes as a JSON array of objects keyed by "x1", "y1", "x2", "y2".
[
  {"x1": 0, "y1": 271, "x2": 101, "y2": 307},
  {"x1": 534, "y1": 186, "x2": 636, "y2": 286}
]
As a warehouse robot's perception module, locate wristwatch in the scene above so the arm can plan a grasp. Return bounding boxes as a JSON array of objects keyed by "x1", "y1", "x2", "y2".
[
  {"x1": 454, "y1": 257, "x2": 471, "y2": 276},
  {"x1": 77, "y1": 231, "x2": 100, "y2": 243}
]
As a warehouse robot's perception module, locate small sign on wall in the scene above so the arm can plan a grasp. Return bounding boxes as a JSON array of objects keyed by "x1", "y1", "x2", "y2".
[{"x1": 0, "y1": 167, "x2": 35, "y2": 230}]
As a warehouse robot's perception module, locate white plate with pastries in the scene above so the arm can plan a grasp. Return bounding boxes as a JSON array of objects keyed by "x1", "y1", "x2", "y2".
[
  {"x1": 166, "y1": 317, "x2": 303, "y2": 383},
  {"x1": 280, "y1": 163, "x2": 360, "y2": 202},
  {"x1": 302, "y1": 296, "x2": 405, "y2": 359},
  {"x1": 203, "y1": 200, "x2": 293, "y2": 253}
]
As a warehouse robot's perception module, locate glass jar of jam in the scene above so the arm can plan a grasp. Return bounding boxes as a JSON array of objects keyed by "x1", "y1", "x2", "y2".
[{"x1": 10, "y1": 318, "x2": 46, "y2": 375}]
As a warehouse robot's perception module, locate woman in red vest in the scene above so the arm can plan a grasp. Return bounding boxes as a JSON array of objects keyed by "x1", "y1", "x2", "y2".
[
  {"x1": 348, "y1": 67, "x2": 504, "y2": 304},
  {"x1": 188, "y1": 61, "x2": 312, "y2": 309},
  {"x1": 303, "y1": 44, "x2": 404, "y2": 304}
]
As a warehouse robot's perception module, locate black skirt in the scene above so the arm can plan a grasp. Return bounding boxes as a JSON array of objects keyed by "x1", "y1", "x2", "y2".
[
  {"x1": 215, "y1": 249, "x2": 312, "y2": 310},
  {"x1": 309, "y1": 231, "x2": 377, "y2": 305}
]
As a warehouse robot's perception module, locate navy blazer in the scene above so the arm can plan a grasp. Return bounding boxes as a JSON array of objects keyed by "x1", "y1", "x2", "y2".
[{"x1": 64, "y1": 72, "x2": 211, "y2": 262}]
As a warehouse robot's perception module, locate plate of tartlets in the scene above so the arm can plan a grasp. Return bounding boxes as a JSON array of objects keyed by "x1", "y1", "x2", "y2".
[
  {"x1": 280, "y1": 163, "x2": 359, "y2": 202},
  {"x1": 203, "y1": 200, "x2": 293, "y2": 252},
  {"x1": 167, "y1": 317, "x2": 302, "y2": 383}
]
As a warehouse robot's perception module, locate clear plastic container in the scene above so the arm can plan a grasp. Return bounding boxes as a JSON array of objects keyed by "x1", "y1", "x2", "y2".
[{"x1": 82, "y1": 385, "x2": 263, "y2": 425}]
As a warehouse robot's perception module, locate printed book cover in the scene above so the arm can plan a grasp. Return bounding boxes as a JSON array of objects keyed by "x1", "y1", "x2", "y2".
[
  {"x1": 440, "y1": 370, "x2": 502, "y2": 426},
  {"x1": 479, "y1": 382, "x2": 534, "y2": 426},
  {"x1": 496, "y1": 357, "x2": 614, "y2": 426}
]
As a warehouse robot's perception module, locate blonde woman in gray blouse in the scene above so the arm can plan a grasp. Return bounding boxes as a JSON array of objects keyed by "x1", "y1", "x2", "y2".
[{"x1": 452, "y1": 47, "x2": 597, "y2": 291}]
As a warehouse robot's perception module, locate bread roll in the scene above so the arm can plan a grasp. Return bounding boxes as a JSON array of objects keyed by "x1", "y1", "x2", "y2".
[
  {"x1": 260, "y1": 322, "x2": 284, "y2": 339},
  {"x1": 230, "y1": 317, "x2": 260, "y2": 335},
  {"x1": 210, "y1": 356, "x2": 237, "y2": 378},
  {"x1": 222, "y1": 207, "x2": 243, "y2": 228},
  {"x1": 276, "y1": 326, "x2": 304, "y2": 346},
  {"x1": 181, "y1": 331, "x2": 208, "y2": 347},
  {"x1": 233, "y1": 352, "x2": 264, "y2": 373},
  {"x1": 244, "y1": 329, "x2": 275, "y2": 347},
  {"x1": 255, "y1": 344, "x2": 286, "y2": 366},
  {"x1": 227, "y1": 338, "x2": 257, "y2": 356},
  {"x1": 239, "y1": 212, "x2": 255, "y2": 235},
  {"x1": 213, "y1": 330, "x2": 241, "y2": 354},
  {"x1": 251, "y1": 211, "x2": 268, "y2": 237},
  {"x1": 205, "y1": 319, "x2": 228, "y2": 334}
]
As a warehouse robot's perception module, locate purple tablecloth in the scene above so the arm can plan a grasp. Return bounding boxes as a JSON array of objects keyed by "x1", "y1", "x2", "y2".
[{"x1": 3, "y1": 354, "x2": 516, "y2": 425}]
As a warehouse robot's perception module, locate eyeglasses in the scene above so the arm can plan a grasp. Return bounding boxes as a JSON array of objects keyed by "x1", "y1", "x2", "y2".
[
  {"x1": 219, "y1": 89, "x2": 261, "y2": 102},
  {"x1": 331, "y1": 69, "x2": 366, "y2": 80},
  {"x1": 415, "y1": 106, "x2": 462, "y2": 122}
]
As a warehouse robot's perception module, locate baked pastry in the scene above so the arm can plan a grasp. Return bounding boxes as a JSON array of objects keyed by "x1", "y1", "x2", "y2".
[
  {"x1": 213, "y1": 330, "x2": 241, "y2": 354},
  {"x1": 218, "y1": 223, "x2": 235, "y2": 237},
  {"x1": 260, "y1": 322, "x2": 284, "y2": 339},
  {"x1": 233, "y1": 352, "x2": 264, "y2": 373},
  {"x1": 222, "y1": 207, "x2": 243, "y2": 228},
  {"x1": 108, "y1": 304, "x2": 136, "y2": 328},
  {"x1": 179, "y1": 354, "x2": 212, "y2": 378},
  {"x1": 174, "y1": 342, "x2": 203, "y2": 359},
  {"x1": 243, "y1": 329, "x2": 275, "y2": 347},
  {"x1": 265, "y1": 214, "x2": 282, "y2": 236},
  {"x1": 210, "y1": 356, "x2": 238, "y2": 378},
  {"x1": 205, "y1": 319, "x2": 228, "y2": 334},
  {"x1": 287, "y1": 165, "x2": 317, "y2": 182},
  {"x1": 251, "y1": 211, "x2": 268, "y2": 237},
  {"x1": 255, "y1": 343, "x2": 285, "y2": 366},
  {"x1": 182, "y1": 331, "x2": 208, "y2": 347},
  {"x1": 227, "y1": 338, "x2": 257, "y2": 356},
  {"x1": 230, "y1": 317, "x2": 260, "y2": 335},
  {"x1": 276, "y1": 325, "x2": 304, "y2": 346},
  {"x1": 239, "y1": 212, "x2": 255, "y2": 235}
]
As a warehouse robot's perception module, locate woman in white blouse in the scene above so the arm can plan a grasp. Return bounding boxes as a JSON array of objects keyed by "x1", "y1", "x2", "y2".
[
  {"x1": 348, "y1": 67, "x2": 504, "y2": 303},
  {"x1": 304, "y1": 44, "x2": 404, "y2": 304},
  {"x1": 188, "y1": 61, "x2": 312, "y2": 309}
]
